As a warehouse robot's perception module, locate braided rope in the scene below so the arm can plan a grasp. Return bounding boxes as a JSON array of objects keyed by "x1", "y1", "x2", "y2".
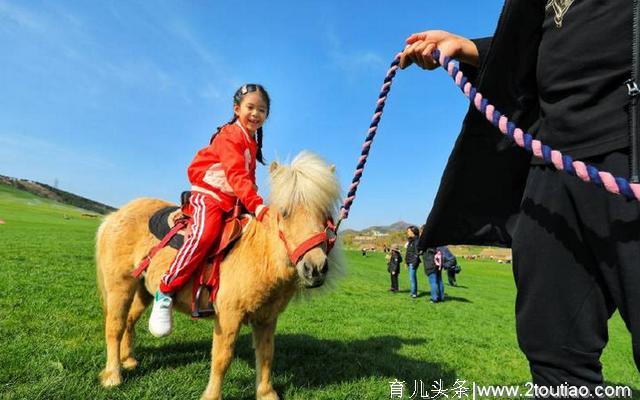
[
  {"x1": 431, "y1": 48, "x2": 640, "y2": 201},
  {"x1": 337, "y1": 54, "x2": 401, "y2": 225},
  {"x1": 337, "y1": 49, "x2": 640, "y2": 227}
]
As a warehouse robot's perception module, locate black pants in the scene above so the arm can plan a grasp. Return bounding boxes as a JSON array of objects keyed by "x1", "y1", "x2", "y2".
[
  {"x1": 447, "y1": 269, "x2": 457, "y2": 286},
  {"x1": 512, "y1": 150, "x2": 640, "y2": 386},
  {"x1": 390, "y1": 272, "x2": 399, "y2": 291}
]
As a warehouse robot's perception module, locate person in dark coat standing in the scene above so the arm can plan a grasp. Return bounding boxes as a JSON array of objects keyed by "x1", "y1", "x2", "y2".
[
  {"x1": 404, "y1": 226, "x2": 421, "y2": 298},
  {"x1": 386, "y1": 244, "x2": 402, "y2": 292},
  {"x1": 423, "y1": 247, "x2": 444, "y2": 303},
  {"x1": 400, "y1": 0, "x2": 640, "y2": 389}
]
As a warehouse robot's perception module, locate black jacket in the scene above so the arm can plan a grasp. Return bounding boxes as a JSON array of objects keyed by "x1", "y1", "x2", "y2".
[
  {"x1": 387, "y1": 250, "x2": 402, "y2": 273},
  {"x1": 422, "y1": 248, "x2": 438, "y2": 275},
  {"x1": 420, "y1": 0, "x2": 546, "y2": 249},
  {"x1": 405, "y1": 237, "x2": 421, "y2": 266}
]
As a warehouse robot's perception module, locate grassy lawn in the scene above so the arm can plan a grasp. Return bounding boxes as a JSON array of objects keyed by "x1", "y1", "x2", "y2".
[{"x1": 1, "y1": 184, "x2": 638, "y2": 399}]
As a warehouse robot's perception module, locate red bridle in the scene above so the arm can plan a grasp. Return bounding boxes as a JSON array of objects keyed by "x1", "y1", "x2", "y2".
[{"x1": 277, "y1": 214, "x2": 337, "y2": 265}]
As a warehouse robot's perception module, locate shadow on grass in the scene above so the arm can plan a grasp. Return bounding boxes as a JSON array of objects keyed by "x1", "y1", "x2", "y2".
[
  {"x1": 246, "y1": 334, "x2": 456, "y2": 388},
  {"x1": 393, "y1": 290, "x2": 471, "y2": 303},
  {"x1": 394, "y1": 290, "x2": 433, "y2": 297},
  {"x1": 442, "y1": 295, "x2": 472, "y2": 303},
  {"x1": 448, "y1": 285, "x2": 469, "y2": 289},
  {"x1": 135, "y1": 334, "x2": 456, "y2": 391}
]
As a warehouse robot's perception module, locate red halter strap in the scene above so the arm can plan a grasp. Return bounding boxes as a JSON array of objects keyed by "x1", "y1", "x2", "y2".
[{"x1": 277, "y1": 215, "x2": 337, "y2": 265}]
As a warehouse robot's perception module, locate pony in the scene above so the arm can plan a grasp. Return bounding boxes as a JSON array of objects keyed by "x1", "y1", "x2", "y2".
[{"x1": 95, "y1": 152, "x2": 344, "y2": 400}]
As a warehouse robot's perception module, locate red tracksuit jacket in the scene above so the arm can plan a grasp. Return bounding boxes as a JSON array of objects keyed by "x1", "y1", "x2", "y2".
[{"x1": 187, "y1": 121, "x2": 264, "y2": 213}]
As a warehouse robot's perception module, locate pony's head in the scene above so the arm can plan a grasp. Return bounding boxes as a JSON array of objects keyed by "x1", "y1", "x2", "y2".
[{"x1": 269, "y1": 151, "x2": 343, "y2": 288}]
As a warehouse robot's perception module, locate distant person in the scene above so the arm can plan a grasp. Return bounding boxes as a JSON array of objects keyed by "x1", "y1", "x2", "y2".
[
  {"x1": 424, "y1": 247, "x2": 444, "y2": 303},
  {"x1": 148, "y1": 84, "x2": 271, "y2": 338},
  {"x1": 386, "y1": 244, "x2": 402, "y2": 292},
  {"x1": 438, "y1": 246, "x2": 460, "y2": 286},
  {"x1": 361, "y1": 247, "x2": 367, "y2": 257},
  {"x1": 405, "y1": 226, "x2": 421, "y2": 298}
]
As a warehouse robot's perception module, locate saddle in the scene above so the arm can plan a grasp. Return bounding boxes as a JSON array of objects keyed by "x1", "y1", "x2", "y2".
[{"x1": 132, "y1": 192, "x2": 253, "y2": 318}]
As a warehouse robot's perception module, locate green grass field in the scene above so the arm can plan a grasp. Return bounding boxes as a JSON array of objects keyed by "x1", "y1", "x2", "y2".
[{"x1": 1, "y1": 184, "x2": 639, "y2": 399}]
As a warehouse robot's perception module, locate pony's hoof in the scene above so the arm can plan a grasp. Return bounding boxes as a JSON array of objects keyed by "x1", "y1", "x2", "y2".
[
  {"x1": 200, "y1": 393, "x2": 222, "y2": 400},
  {"x1": 121, "y1": 357, "x2": 138, "y2": 370},
  {"x1": 99, "y1": 369, "x2": 122, "y2": 388},
  {"x1": 257, "y1": 389, "x2": 280, "y2": 400}
]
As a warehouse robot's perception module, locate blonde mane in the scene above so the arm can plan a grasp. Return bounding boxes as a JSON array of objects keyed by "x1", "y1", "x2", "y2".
[
  {"x1": 268, "y1": 151, "x2": 345, "y2": 294},
  {"x1": 269, "y1": 151, "x2": 341, "y2": 219}
]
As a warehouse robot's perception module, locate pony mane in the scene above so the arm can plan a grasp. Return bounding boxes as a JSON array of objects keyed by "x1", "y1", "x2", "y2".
[
  {"x1": 269, "y1": 151, "x2": 341, "y2": 218},
  {"x1": 268, "y1": 151, "x2": 346, "y2": 297}
]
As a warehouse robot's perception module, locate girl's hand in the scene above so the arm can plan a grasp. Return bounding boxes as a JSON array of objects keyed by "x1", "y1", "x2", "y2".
[{"x1": 399, "y1": 30, "x2": 479, "y2": 70}]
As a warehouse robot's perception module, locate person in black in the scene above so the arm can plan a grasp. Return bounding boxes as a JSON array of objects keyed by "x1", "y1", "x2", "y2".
[
  {"x1": 445, "y1": 264, "x2": 457, "y2": 287},
  {"x1": 422, "y1": 247, "x2": 444, "y2": 303},
  {"x1": 438, "y1": 246, "x2": 459, "y2": 287},
  {"x1": 405, "y1": 226, "x2": 421, "y2": 298},
  {"x1": 400, "y1": 0, "x2": 640, "y2": 391},
  {"x1": 386, "y1": 244, "x2": 402, "y2": 292}
]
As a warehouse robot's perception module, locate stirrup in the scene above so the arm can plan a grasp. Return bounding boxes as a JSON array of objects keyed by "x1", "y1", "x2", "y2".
[{"x1": 191, "y1": 285, "x2": 216, "y2": 318}]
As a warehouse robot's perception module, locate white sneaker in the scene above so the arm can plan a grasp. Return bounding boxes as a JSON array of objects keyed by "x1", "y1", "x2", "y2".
[{"x1": 149, "y1": 290, "x2": 173, "y2": 337}]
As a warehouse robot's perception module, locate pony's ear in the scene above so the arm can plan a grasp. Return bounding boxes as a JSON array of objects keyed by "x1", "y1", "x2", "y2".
[
  {"x1": 330, "y1": 164, "x2": 336, "y2": 174},
  {"x1": 269, "y1": 161, "x2": 280, "y2": 173}
]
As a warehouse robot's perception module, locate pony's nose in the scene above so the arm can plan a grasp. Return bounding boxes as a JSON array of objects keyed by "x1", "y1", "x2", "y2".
[
  {"x1": 303, "y1": 260, "x2": 329, "y2": 278},
  {"x1": 300, "y1": 256, "x2": 328, "y2": 288},
  {"x1": 303, "y1": 262, "x2": 320, "y2": 278},
  {"x1": 320, "y1": 260, "x2": 329, "y2": 274}
]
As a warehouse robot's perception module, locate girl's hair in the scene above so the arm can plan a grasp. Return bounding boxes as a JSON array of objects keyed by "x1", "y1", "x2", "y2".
[
  {"x1": 210, "y1": 83, "x2": 270, "y2": 165},
  {"x1": 408, "y1": 225, "x2": 420, "y2": 237}
]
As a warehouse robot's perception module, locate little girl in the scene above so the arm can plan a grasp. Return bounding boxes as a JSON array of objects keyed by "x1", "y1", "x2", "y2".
[{"x1": 149, "y1": 84, "x2": 271, "y2": 337}]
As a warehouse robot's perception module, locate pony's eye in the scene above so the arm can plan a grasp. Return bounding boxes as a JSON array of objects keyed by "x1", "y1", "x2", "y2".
[{"x1": 280, "y1": 209, "x2": 289, "y2": 219}]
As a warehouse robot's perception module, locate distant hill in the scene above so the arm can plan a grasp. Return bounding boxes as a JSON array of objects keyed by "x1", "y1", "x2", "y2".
[
  {"x1": 343, "y1": 220, "x2": 414, "y2": 235},
  {"x1": 0, "y1": 175, "x2": 116, "y2": 215},
  {"x1": 340, "y1": 221, "x2": 414, "y2": 252},
  {"x1": 372, "y1": 221, "x2": 413, "y2": 233}
]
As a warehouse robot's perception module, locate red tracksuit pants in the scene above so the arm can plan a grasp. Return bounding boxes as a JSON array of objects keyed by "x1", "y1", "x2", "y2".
[{"x1": 159, "y1": 192, "x2": 224, "y2": 294}]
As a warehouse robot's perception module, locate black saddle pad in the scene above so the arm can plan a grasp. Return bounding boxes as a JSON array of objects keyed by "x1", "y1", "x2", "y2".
[{"x1": 148, "y1": 206, "x2": 185, "y2": 250}]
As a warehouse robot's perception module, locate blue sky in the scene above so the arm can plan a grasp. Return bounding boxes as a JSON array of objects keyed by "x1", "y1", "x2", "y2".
[{"x1": 0, "y1": 1, "x2": 503, "y2": 230}]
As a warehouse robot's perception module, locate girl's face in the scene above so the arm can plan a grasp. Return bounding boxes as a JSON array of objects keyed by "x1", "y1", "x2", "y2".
[
  {"x1": 406, "y1": 228, "x2": 414, "y2": 238},
  {"x1": 234, "y1": 92, "x2": 268, "y2": 134}
]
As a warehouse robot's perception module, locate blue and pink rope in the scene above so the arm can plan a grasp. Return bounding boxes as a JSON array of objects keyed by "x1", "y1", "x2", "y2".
[
  {"x1": 338, "y1": 54, "x2": 401, "y2": 223},
  {"x1": 337, "y1": 49, "x2": 640, "y2": 226}
]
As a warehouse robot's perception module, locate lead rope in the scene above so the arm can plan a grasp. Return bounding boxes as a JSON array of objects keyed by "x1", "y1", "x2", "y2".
[
  {"x1": 336, "y1": 54, "x2": 402, "y2": 230},
  {"x1": 336, "y1": 49, "x2": 640, "y2": 230}
]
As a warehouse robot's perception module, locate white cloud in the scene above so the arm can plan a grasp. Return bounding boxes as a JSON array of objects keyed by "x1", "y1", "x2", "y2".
[
  {"x1": 168, "y1": 20, "x2": 239, "y2": 96},
  {"x1": 0, "y1": 132, "x2": 115, "y2": 171},
  {"x1": 0, "y1": 2, "x2": 191, "y2": 104},
  {"x1": 200, "y1": 82, "x2": 222, "y2": 100},
  {"x1": 325, "y1": 27, "x2": 385, "y2": 75},
  {"x1": 0, "y1": 0, "x2": 46, "y2": 33}
]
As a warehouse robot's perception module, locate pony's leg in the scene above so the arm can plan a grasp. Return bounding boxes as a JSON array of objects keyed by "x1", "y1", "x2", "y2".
[
  {"x1": 100, "y1": 280, "x2": 137, "y2": 388},
  {"x1": 252, "y1": 320, "x2": 279, "y2": 400},
  {"x1": 201, "y1": 313, "x2": 242, "y2": 400},
  {"x1": 120, "y1": 286, "x2": 152, "y2": 370}
]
